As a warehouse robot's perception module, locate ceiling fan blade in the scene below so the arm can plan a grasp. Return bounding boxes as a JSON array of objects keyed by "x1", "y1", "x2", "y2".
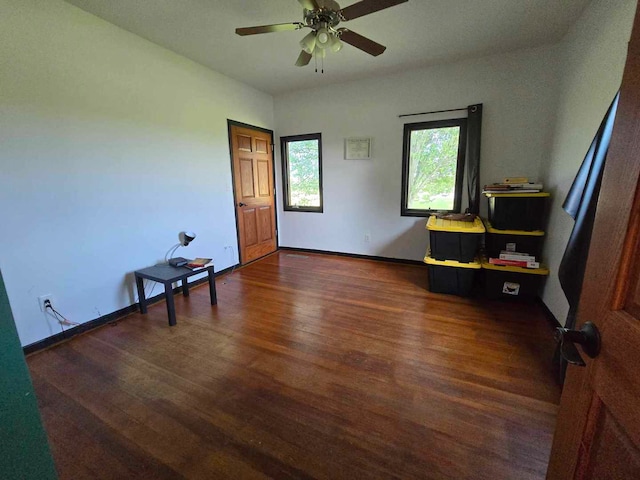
[
  {"x1": 338, "y1": 29, "x2": 386, "y2": 56},
  {"x1": 295, "y1": 50, "x2": 313, "y2": 67},
  {"x1": 236, "y1": 22, "x2": 304, "y2": 36},
  {"x1": 298, "y1": 0, "x2": 320, "y2": 10},
  {"x1": 339, "y1": 0, "x2": 408, "y2": 21}
]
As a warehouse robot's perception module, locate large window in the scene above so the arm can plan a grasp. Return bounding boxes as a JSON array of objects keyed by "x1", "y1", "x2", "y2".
[
  {"x1": 401, "y1": 119, "x2": 467, "y2": 216},
  {"x1": 281, "y1": 133, "x2": 323, "y2": 213}
]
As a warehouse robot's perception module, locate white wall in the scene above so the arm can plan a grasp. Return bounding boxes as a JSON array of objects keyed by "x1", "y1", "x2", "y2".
[
  {"x1": 274, "y1": 46, "x2": 559, "y2": 261},
  {"x1": 0, "y1": 0, "x2": 274, "y2": 346},
  {"x1": 540, "y1": 0, "x2": 637, "y2": 325}
]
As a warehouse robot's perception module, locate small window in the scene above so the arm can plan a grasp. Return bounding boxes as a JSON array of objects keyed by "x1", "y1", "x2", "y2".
[
  {"x1": 281, "y1": 133, "x2": 323, "y2": 213},
  {"x1": 401, "y1": 119, "x2": 467, "y2": 216}
]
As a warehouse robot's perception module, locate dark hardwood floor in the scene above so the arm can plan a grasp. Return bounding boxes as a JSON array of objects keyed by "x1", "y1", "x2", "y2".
[{"x1": 28, "y1": 251, "x2": 561, "y2": 479}]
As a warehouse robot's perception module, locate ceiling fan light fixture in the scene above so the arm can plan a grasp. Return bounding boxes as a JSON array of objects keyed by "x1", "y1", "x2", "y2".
[
  {"x1": 316, "y1": 27, "x2": 331, "y2": 49},
  {"x1": 300, "y1": 30, "x2": 316, "y2": 53},
  {"x1": 330, "y1": 34, "x2": 343, "y2": 52}
]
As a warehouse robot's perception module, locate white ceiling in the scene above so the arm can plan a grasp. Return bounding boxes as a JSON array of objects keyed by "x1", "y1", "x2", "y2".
[{"x1": 64, "y1": 0, "x2": 590, "y2": 95}]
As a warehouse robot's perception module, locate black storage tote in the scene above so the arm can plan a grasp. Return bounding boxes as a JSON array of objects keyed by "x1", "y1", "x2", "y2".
[
  {"x1": 484, "y1": 219, "x2": 545, "y2": 259},
  {"x1": 426, "y1": 216, "x2": 485, "y2": 262},
  {"x1": 486, "y1": 192, "x2": 550, "y2": 231},
  {"x1": 481, "y1": 259, "x2": 549, "y2": 301},
  {"x1": 424, "y1": 254, "x2": 481, "y2": 296}
]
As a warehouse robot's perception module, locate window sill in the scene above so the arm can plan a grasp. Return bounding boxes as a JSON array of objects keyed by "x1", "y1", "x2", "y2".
[
  {"x1": 401, "y1": 209, "x2": 459, "y2": 217},
  {"x1": 284, "y1": 207, "x2": 323, "y2": 213}
]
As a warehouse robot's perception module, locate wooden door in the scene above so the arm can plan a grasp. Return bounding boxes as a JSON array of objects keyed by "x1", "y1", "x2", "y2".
[
  {"x1": 229, "y1": 123, "x2": 277, "y2": 264},
  {"x1": 546, "y1": 8, "x2": 640, "y2": 480}
]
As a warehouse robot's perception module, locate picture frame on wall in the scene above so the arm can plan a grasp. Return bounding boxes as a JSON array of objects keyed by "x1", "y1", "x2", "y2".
[{"x1": 344, "y1": 137, "x2": 372, "y2": 160}]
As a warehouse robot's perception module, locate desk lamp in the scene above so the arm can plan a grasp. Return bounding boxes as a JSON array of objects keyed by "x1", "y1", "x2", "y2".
[{"x1": 165, "y1": 231, "x2": 196, "y2": 267}]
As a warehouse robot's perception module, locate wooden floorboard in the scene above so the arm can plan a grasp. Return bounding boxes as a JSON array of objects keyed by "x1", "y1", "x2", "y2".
[{"x1": 28, "y1": 251, "x2": 561, "y2": 479}]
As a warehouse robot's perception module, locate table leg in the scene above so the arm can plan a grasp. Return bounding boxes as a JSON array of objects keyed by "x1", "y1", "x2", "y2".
[
  {"x1": 207, "y1": 267, "x2": 217, "y2": 305},
  {"x1": 136, "y1": 274, "x2": 147, "y2": 314},
  {"x1": 182, "y1": 278, "x2": 190, "y2": 297},
  {"x1": 164, "y1": 282, "x2": 177, "y2": 326}
]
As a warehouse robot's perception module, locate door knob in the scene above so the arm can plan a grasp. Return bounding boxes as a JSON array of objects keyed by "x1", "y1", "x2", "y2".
[
  {"x1": 555, "y1": 321, "x2": 601, "y2": 367},
  {"x1": 238, "y1": 202, "x2": 246, "y2": 207}
]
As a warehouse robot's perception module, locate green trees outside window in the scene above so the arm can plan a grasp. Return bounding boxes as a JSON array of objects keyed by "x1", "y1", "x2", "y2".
[
  {"x1": 401, "y1": 119, "x2": 467, "y2": 216},
  {"x1": 281, "y1": 133, "x2": 323, "y2": 212}
]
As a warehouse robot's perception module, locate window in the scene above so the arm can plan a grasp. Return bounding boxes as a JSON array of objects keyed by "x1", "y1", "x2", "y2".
[
  {"x1": 281, "y1": 133, "x2": 323, "y2": 213},
  {"x1": 401, "y1": 119, "x2": 467, "y2": 216}
]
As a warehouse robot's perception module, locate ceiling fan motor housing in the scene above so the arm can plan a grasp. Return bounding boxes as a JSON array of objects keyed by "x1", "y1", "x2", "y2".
[{"x1": 303, "y1": 5, "x2": 342, "y2": 32}]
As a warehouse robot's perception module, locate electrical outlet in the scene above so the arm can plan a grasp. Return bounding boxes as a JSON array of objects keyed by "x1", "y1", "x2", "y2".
[
  {"x1": 364, "y1": 233, "x2": 371, "y2": 243},
  {"x1": 38, "y1": 294, "x2": 54, "y2": 312}
]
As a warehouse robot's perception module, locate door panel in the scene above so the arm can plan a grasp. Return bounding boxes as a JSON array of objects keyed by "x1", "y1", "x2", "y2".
[
  {"x1": 230, "y1": 124, "x2": 277, "y2": 264},
  {"x1": 238, "y1": 134, "x2": 252, "y2": 152},
  {"x1": 243, "y1": 208, "x2": 258, "y2": 246},
  {"x1": 258, "y1": 206, "x2": 273, "y2": 242},
  {"x1": 240, "y1": 158, "x2": 255, "y2": 198},
  {"x1": 257, "y1": 160, "x2": 270, "y2": 197},
  {"x1": 590, "y1": 311, "x2": 640, "y2": 447},
  {"x1": 583, "y1": 408, "x2": 640, "y2": 480},
  {"x1": 546, "y1": 7, "x2": 640, "y2": 479},
  {"x1": 256, "y1": 138, "x2": 268, "y2": 154}
]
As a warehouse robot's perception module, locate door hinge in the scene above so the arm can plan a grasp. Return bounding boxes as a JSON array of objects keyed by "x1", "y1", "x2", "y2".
[
  {"x1": 274, "y1": 188, "x2": 276, "y2": 196},
  {"x1": 271, "y1": 144, "x2": 275, "y2": 152}
]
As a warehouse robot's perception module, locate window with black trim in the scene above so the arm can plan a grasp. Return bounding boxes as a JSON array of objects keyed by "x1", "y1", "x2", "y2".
[
  {"x1": 401, "y1": 118, "x2": 467, "y2": 216},
  {"x1": 281, "y1": 133, "x2": 323, "y2": 213}
]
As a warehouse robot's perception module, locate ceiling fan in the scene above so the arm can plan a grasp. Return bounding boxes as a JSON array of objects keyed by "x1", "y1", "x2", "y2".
[{"x1": 235, "y1": 0, "x2": 409, "y2": 67}]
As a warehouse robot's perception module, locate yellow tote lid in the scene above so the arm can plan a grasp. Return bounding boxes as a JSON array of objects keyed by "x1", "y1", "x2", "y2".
[
  {"x1": 424, "y1": 253, "x2": 482, "y2": 269},
  {"x1": 481, "y1": 258, "x2": 549, "y2": 275},
  {"x1": 426, "y1": 215, "x2": 486, "y2": 233},
  {"x1": 483, "y1": 219, "x2": 545, "y2": 236},
  {"x1": 484, "y1": 192, "x2": 550, "y2": 198}
]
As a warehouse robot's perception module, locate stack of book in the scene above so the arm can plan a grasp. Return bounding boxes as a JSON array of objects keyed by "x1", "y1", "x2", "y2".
[
  {"x1": 186, "y1": 258, "x2": 213, "y2": 270},
  {"x1": 482, "y1": 177, "x2": 543, "y2": 194},
  {"x1": 488, "y1": 251, "x2": 540, "y2": 269}
]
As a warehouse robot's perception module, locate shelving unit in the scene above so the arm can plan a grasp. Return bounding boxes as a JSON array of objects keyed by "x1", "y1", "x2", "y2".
[{"x1": 481, "y1": 192, "x2": 550, "y2": 301}]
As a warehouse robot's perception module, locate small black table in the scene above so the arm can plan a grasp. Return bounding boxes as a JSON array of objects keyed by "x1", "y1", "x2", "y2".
[{"x1": 134, "y1": 264, "x2": 217, "y2": 326}]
